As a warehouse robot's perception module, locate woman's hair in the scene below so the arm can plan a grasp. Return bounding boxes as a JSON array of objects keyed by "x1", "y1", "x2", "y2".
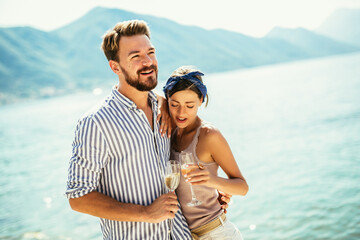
[
  {"x1": 101, "y1": 20, "x2": 151, "y2": 62},
  {"x1": 166, "y1": 66, "x2": 209, "y2": 107}
]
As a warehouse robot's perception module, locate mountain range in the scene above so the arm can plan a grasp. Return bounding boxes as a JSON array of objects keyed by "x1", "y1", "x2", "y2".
[{"x1": 0, "y1": 7, "x2": 359, "y2": 104}]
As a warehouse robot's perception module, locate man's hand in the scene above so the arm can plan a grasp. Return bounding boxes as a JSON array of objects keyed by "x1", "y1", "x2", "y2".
[
  {"x1": 144, "y1": 192, "x2": 179, "y2": 223},
  {"x1": 218, "y1": 191, "x2": 232, "y2": 213},
  {"x1": 156, "y1": 95, "x2": 172, "y2": 138}
]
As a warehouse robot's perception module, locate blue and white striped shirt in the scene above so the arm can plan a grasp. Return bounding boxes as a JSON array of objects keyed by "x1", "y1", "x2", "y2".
[{"x1": 66, "y1": 86, "x2": 192, "y2": 240}]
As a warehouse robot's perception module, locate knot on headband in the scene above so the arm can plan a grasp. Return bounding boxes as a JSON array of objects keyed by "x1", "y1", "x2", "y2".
[{"x1": 163, "y1": 71, "x2": 207, "y2": 101}]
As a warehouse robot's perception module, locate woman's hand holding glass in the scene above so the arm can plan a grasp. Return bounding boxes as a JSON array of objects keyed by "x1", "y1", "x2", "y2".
[
  {"x1": 184, "y1": 166, "x2": 233, "y2": 212},
  {"x1": 180, "y1": 153, "x2": 233, "y2": 212},
  {"x1": 182, "y1": 164, "x2": 214, "y2": 187},
  {"x1": 180, "y1": 152, "x2": 203, "y2": 206}
]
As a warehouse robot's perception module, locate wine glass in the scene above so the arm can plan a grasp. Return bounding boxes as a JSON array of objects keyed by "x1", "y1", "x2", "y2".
[
  {"x1": 164, "y1": 160, "x2": 181, "y2": 192},
  {"x1": 180, "y1": 152, "x2": 202, "y2": 207},
  {"x1": 164, "y1": 160, "x2": 180, "y2": 236}
]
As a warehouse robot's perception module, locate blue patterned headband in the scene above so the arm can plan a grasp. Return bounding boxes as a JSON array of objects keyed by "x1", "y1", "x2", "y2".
[{"x1": 163, "y1": 71, "x2": 207, "y2": 101}]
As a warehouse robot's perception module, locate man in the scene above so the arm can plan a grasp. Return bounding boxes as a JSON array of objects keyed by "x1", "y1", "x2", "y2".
[{"x1": 66, "y1": 20, "x2": 228, "y2": 239}]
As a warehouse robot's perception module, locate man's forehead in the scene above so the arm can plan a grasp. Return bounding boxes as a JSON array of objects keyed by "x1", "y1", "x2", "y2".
[{"x1": 119, "y1": 35, "x2": 154, "y2": 51}]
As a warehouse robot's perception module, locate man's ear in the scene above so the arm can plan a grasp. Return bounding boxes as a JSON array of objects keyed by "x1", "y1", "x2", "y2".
[{"x1": 109, "y1": 60, "x2": 121, "y2": 74}]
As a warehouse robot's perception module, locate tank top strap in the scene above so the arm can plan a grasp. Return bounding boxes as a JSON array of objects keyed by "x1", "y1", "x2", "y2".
[
  {"x1": 190, "y1": 122, "x2": 203, "y2": 154},
  {"x1": 191, "y1": 121, "x2": 217, "y2": 166},
  {"x1": 171, "y1": 127, "x2": 178, "y2": 139}
]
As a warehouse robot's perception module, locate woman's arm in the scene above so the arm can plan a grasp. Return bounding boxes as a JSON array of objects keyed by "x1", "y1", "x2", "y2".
[
  {"x1": 185, "y1": 128, "x2": 249, "y2": 196},
  {"x1": 155, "y1": 94, "x2": 174, "y2": 138}
]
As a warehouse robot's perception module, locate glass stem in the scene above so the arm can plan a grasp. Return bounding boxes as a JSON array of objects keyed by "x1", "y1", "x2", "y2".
[
  {"x1": 168, "y1": 219, "x2": 172, "y2": 237},
  {"x1": 189, "y1": 183, "x2": 197, "y2": 200}
]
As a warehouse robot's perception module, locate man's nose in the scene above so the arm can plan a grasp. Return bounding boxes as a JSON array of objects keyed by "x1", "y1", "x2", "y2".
[{"x1": 142, "y1": 55, "x2": 152, "y2": 66}]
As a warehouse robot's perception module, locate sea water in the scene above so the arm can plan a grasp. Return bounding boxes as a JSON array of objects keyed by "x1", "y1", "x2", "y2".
[{"x1": 1, "y1": 52, "x2": 359, "y2": 239}]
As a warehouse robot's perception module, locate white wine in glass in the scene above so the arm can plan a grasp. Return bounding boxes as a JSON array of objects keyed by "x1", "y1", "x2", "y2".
[
  {"x1": 164, "y1": 160, "x2": 180, "y2": 192},
  {"x1": 180, "y1": 152, "x2": 202, "y2": 207}
]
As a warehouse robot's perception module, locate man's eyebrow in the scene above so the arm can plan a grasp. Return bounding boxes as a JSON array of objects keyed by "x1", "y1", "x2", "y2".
[
  {"x1": 128, "y1": 50, "x2": 140, "y2": 56},
  {"x1": 128, "y1": 47, "x2": 155, "y2": 57}
]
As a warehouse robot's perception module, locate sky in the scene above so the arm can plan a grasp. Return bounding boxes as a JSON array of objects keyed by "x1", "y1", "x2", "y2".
[{"x1": 0, "y1": 0, "x2": 359, "y2": 37}]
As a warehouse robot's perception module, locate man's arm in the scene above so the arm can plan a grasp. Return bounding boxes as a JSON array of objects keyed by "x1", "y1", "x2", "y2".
[
  {"x1": 67, "y1": 117, "x2": 178, "y2": 223},
  {"x1": 69, "y1": 191, "x2": 179, "y2": 223}
]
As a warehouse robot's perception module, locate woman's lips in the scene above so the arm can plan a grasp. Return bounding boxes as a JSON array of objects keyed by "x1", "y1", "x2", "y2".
[{"x1": 176, "y1": 117, "x2": 187, "y2": 123}]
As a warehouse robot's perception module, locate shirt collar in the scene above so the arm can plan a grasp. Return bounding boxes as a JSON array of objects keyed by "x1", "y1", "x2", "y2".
[{"x1": 111, "y1": 85, "x2": 158, "y2": 111}]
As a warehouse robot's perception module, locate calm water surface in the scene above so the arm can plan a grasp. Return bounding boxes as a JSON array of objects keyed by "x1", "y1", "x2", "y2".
[{"x1": 1, "y1": 53, "x2": 360, "y2": 239}]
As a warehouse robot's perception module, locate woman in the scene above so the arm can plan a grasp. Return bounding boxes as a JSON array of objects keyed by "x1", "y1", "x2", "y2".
[{"x1": 163, "y1": 66, "x2": 249, "y2": 240}]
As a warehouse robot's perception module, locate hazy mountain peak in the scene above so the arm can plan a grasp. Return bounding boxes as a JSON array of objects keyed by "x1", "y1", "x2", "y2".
[
  {"x1": 316, "y1": 8, "x2": 360, "y2": 47},
  {"x1": 266, "y1": 26, "x2": 314, "y2": 38}
]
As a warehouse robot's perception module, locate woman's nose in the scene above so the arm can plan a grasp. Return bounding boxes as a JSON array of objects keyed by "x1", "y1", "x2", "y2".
[{"x1": 178, "y1": 106, "x2": 185, "y2": 115}]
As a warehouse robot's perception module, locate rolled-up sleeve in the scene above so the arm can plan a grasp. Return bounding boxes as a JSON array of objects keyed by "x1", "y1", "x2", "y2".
[{"x1": 65, "y1": 116, "x2": 108, "y2": 199}]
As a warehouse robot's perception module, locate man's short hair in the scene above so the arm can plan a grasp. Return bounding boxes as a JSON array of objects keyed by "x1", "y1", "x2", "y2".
[{"x1": 101, "y1": 20, "x2": 151, "y2": 61}]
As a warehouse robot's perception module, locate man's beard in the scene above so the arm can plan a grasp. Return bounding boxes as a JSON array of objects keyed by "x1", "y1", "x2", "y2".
[{"x1": 120, "y1": 65, "x2": 158, "y2": 91}]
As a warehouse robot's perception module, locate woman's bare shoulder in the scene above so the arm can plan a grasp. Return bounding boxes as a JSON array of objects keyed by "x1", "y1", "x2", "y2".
[{"x1": 199, "y1": 122, "x2": 224, "y2": 143}]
